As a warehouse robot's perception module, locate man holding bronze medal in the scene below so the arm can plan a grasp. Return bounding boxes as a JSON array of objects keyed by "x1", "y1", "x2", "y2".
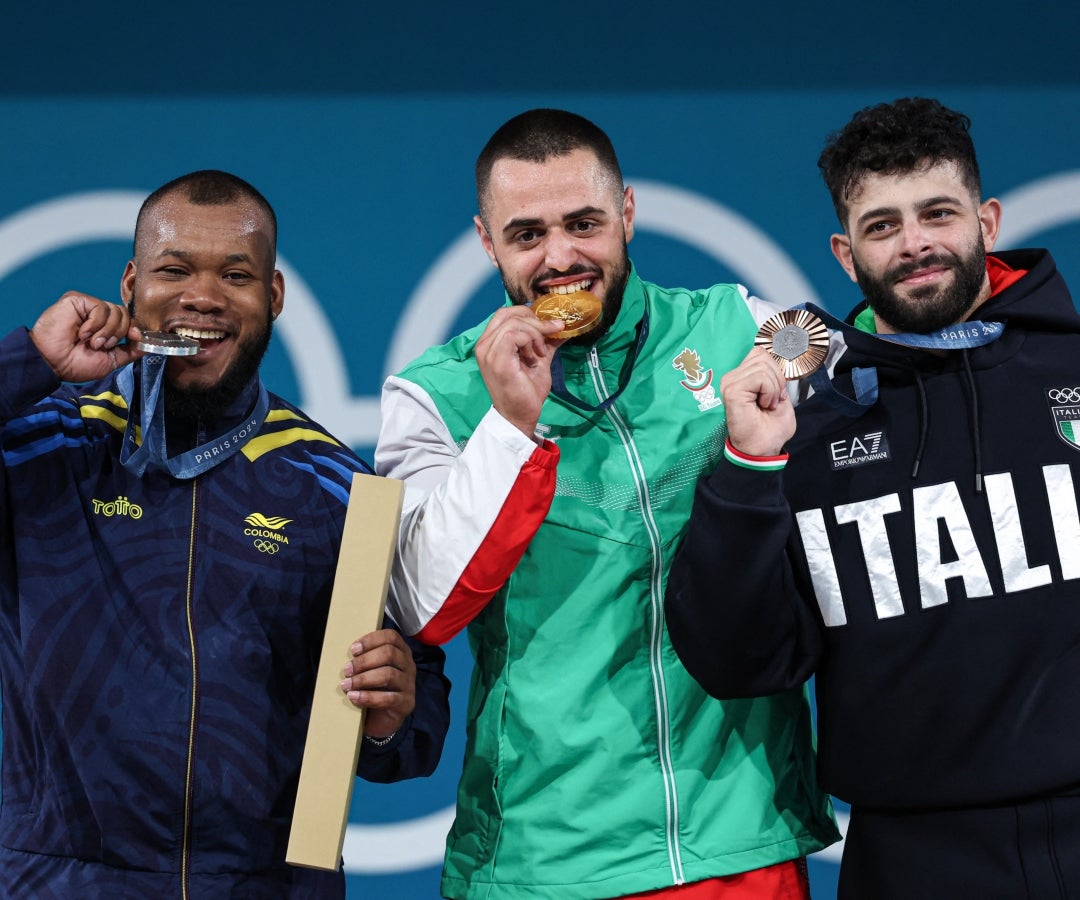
[
  {"x1": 376, "y1": 108, "x2": 838, "y2": 899},
  {"x1": 667, "y1": 97, "x2": 1080, "y2": 897},
  {"x1": 0, "y1": 170, "x2": 450, "y2": 897}
]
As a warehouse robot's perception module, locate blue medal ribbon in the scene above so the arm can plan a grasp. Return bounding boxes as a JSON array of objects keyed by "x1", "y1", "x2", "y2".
[
  {"x1": 118, "y1": 356, "x2": 269, "y2": 479},
  {"x1": 799, "y1": 302, "x2": 1005, "y2": 416},
  {"x1": 549, "y1": 308, "x2": 650, "y2": 413}
]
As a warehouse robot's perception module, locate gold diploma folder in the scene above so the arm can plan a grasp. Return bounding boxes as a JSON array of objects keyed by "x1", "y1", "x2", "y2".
[{"x1": 286, "y1": 473, "x2": 405, "y2": 871}]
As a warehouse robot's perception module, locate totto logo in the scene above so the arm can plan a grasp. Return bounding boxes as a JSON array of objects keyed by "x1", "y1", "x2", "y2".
[{"x1": 92, "y1": 496, "x2": 144, "y2": 519}]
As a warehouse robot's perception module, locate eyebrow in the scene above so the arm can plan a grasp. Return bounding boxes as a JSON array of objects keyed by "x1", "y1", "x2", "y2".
[
  {"x1": 157, "y1": 248, "x2": 255, "y2": 264},
  {"x1": 500, "y1": 205, "x2": 608, "y2": 238},
  {"x1": 855, "y1": 195, "x2": 966, "y2": 229}
]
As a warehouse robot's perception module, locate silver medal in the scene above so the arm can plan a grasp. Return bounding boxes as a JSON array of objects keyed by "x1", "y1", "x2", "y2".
[{"x1": 136, "y1": 331, "x2": 199, "y2": 357}]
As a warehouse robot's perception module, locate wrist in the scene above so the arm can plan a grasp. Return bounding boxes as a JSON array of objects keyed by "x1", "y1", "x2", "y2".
[
  {"x1": 724, "y1": 438, "x2": 789, "y2": 472},
  {"x1": 363, "y1": 712, "x2": 413, "y2": 751}
]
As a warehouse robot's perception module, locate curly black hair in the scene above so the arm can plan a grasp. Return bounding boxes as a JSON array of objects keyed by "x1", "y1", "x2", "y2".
[{"x1": 818, "y1": 97, "x2": 982, "y2": 228}]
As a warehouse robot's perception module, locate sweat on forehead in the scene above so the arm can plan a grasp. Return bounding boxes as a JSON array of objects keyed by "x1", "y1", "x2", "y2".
[
  {"x1": 480, "y1": 150, "x2": 624, "y2": 222},
  {"x1": 133, "y1": 192, "x2": 275, "y2": 257},
  {"x1": 476, "y1": 109, "x2": 624, "y2": 223},
  {"x1": 133, "y1": 170, "x2": 278, "y2": 256}
]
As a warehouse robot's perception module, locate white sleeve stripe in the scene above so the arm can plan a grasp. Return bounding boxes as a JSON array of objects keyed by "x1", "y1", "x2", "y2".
[{"x1": 377, "y1": 378, "x2": 539, "y2": 634}]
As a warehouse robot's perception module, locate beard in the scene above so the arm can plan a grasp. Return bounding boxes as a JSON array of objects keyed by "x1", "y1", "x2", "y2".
[
  {"x1": 853, "y1": 238, "x2": 988, "y2": 334},
  {"x1": 163, "y1": 320, "x2": 273, "y2": 421},
  {"x1": 503, "y1": 248, "x2": 632, "y2": 347},
  {"x1": 128, "y1": 293, "x2": 273, "y2": 422}
]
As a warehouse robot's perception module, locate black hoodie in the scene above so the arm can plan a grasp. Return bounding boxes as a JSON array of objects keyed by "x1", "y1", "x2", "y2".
[{"x1": 666, "y1": 249, "x2": 1080, "y2": 810}]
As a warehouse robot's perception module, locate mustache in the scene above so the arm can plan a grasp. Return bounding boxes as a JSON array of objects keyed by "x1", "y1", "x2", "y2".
[
  {"x1": 531, "y1": 265, "x2": 600, "y2": 292},
  {"x1": 887, "y1": 253, "x2": 958, "y2": 281}
]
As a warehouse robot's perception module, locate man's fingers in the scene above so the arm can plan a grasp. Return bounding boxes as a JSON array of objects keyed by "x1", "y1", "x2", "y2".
[
  {"x1": 479, "y1": 315, "x2": 556, "y2": 365},
  {"x1": 721, "y1": 349, "x2": 787, "y2": 405},
  {"x1": 347, "y1": 628, "x2": 409, "y2": 658},
  {"x1": 73, "y1": 297, "x2": 131, "y2": 349},
  {"x1": 341, "y1": 630, "x2": 414, "y2": 682},
  {"x1": 339, "y1": 629, "x2": 417, "y2": 715}
]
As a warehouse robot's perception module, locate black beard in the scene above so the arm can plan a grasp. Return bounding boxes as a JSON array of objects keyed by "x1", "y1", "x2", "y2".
[
  {"x1": 163, "y1": 320, "x2": 272, "y2": 422},
  {"x1": 503, "y1": 249, "x2": 632, "y2": 347},
  {"x1": 854, "y1": 240, "x2": 988, "y2": 334}
]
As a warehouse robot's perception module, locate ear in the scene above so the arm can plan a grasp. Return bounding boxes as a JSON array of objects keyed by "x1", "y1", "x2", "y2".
[
  {"x1": 978, "y1": 197, "x2": 1002, "y2": 253},
  {"x1": 270, "y1": 269, "x2": 285, "y2": 320},
  {"x1": 120, "y1": 260, "x2": 136, "y2": 303},
  {"x1": 622, "y1": 185, "x2": 636, "y2": 244},
  {"x1": 474, "y1": 215, "x2": 499, "y2": 268},
  {"x1": 830, "y1": 233, "x2": 859, "y2": 283}
]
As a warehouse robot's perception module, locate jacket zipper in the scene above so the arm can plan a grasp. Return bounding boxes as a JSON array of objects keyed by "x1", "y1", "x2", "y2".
[
  {"x1": 181, "y1": 478, "x2": 200, "y2": 899},
  {"x1": 588, "y1": 346, "x2": 685, "y2": 885}
]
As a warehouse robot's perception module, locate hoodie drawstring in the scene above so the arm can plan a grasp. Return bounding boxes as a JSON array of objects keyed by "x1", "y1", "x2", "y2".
[
  {"x1": 908, "y1": 357, "x2": 983, "y2": 493},
  {"x1": 960, "y1": 348, "x2": 984, "y2": 493},
  {"x1": 911, "y1": 371, "x2": 928, "y2": 481}
]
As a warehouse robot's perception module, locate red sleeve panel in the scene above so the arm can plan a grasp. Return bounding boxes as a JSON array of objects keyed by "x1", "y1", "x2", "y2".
[{"x1": 417, "y1": 440, "x2": 559, "y2": 645}]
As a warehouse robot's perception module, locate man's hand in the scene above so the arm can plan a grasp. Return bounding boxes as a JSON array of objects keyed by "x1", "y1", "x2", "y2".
[
  {"x1": 340, "y1": 629, "x2": 417, "y2": 738},
  {"x1": 720, "y1": 347, "x2": 796, "y2": 457},
  {"x1": 475, "y1": 306, "x2": 565, "y2": 439},
  {"x1": 29, "y1": 292, "x2": 142, "y2": 382}
]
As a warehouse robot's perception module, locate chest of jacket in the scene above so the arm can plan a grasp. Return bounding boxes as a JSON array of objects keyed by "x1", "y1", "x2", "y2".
[
  {"x1": 426, "y1": 283, "x2": 762, "y2": 559},
  {"x1": 787, "y1": 332, "x2": 1080, "y2": 633}
]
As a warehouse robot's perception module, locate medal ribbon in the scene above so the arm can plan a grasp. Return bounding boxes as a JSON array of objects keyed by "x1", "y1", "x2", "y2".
[
  {"x1": 118, "y1": 356, "x2": 269, "y2": 479},
  {"x1": 798, "y1": 302, "x2": 1005, "y2": 416},
  {"x1": 549, "y1": 308, "x2": 650, "y2": 413}
]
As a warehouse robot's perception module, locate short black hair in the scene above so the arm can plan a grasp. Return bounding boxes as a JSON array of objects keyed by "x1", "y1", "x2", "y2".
[
  {"x1": 475, "y1": 109, "x2": 623, "y2": 225},
  {"x1": 818, "y1": 97, "x2": 982, "y2": 227},
  {"x1": 134, "y1": 169, "x2": 277, "y2": 255}
]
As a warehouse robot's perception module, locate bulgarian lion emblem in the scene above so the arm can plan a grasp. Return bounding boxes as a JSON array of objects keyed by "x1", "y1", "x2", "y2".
[{"x1": 672, "y1": 348, "x2": 722, "y2": 412}]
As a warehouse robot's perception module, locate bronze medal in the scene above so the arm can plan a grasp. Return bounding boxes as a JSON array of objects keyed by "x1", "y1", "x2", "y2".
[
  {"x1": 531, "y1": 290, "x2": 603, "y2": 340},
  {"x1": 755, "y1": 309, "x2": 829, "y2": 379}
]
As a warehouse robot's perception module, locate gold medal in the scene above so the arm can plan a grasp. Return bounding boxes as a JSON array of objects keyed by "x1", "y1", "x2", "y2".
[
  {"x1": 755, "y1": 309, "x2": 829, "y2": 379},
  {"x1": 531, "y1": 290, "x2": 603, "y2": 340}
]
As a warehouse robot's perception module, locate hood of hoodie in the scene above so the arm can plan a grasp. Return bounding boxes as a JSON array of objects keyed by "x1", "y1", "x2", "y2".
[
  {"x1": 833, "y1": 249, "x2": 1079, "y2": 381},
  {"x1": 809, "y1": 249, "x2": 1079, "y2": 490}
]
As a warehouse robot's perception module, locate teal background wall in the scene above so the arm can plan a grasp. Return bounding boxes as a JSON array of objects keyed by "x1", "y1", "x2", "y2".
[{"x1": 2, "y1": 3, "x2": 1078, "y2": 896}]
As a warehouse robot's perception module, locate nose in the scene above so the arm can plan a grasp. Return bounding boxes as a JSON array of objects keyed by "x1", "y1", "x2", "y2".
[
  {"x1": 898, "y1": 219, "x2": 933, "y2": 259},
  {"x1": 179, "y1": 273, "x2": 226, "y2": 312},
  {"x1": 544, "y1": 229, "x2": 579, "y2": 272}
]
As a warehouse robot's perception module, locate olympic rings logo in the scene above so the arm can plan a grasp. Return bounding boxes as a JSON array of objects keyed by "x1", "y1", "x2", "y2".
[
  {"x1": 253, "y1": 539, "x2": 280, "y2": 554},
  {"x1": 1049, "y1": 388, "x2": 1080, "y2": 403}
]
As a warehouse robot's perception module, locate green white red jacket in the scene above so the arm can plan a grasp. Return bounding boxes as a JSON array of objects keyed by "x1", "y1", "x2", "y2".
[{"x1": 376, "y1": 265, "x2": 838, "y2": 899}]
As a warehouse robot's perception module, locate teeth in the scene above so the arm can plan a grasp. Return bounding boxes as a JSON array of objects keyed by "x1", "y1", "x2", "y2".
[
  {"x1": 174, "y1": 327, "x2": 226, "y2": 340},
  {"x1": 551, "y1": 280, "x2": 591, "y2": 295}
]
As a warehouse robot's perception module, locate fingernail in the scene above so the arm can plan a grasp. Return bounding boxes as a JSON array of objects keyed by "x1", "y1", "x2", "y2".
[
  {"x1": 339, "y1": 679, "x2": 350, "y2": 692},
  {"x1": 342, "y1": 662, "x2": 354, "y2": 677},
  {"x1": 350, "y1": 642, "x2": 363, "y2": 655}
]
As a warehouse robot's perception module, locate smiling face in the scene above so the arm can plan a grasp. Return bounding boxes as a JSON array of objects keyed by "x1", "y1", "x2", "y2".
[
  {"x1": 830, "y1": 161, "x2": 1001, "y2": 334},
  {"x1": 121, "y1": 194, "x2": 284, "y2": 413},
  {"x1": 475, "y1": 147, "x2": 634, "y2": 344}
]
